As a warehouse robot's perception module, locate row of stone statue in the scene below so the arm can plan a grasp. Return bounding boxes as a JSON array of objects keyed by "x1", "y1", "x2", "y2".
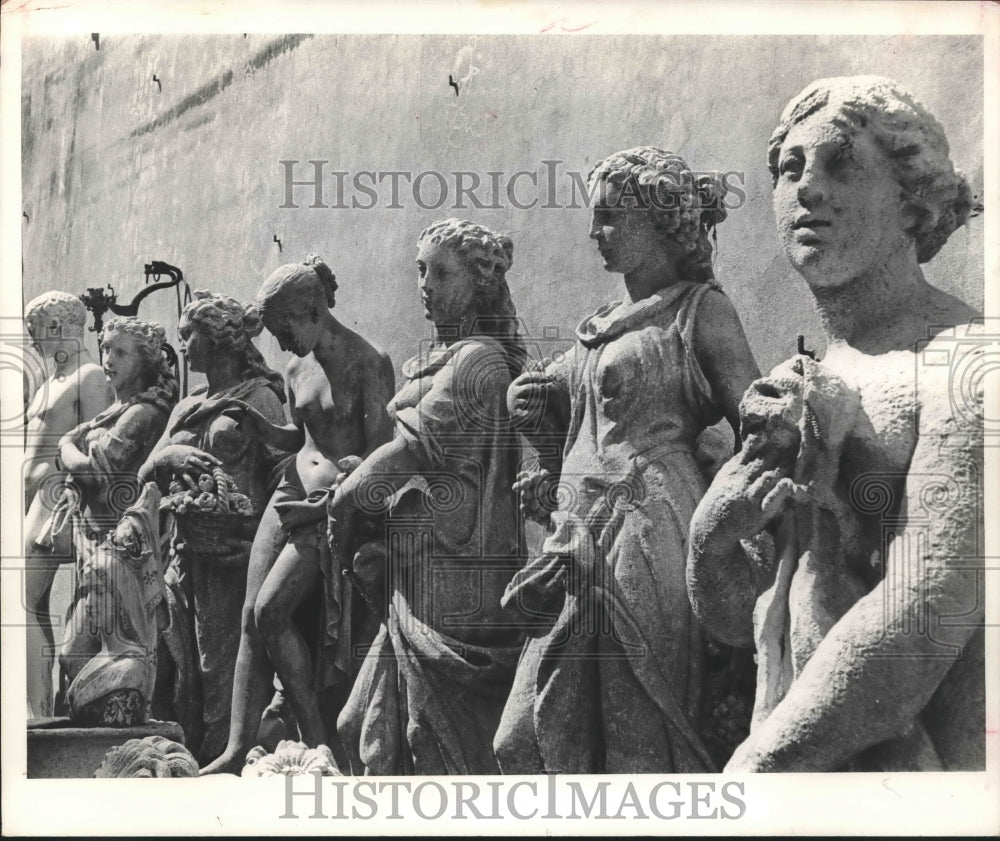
[{"x1": 23, "y1": 76, "x2": 984, "y2": 775}]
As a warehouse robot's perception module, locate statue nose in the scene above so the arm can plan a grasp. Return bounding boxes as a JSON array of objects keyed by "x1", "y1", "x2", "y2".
[{"x1": 796, "y1": 166, "x2": 824, "y2": 208}]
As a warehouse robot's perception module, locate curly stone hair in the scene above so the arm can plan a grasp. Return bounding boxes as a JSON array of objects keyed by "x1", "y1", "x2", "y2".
[
  {"x1": 24, "y1": 291, "x2": 87, "y2": 338},
  {"x1": 767, "y1": 76, "x2": 973, "y2": 264},
  {"x1": 99, "y1": 316, "x2": 178, "y2": 407},
  {"x1": 417, "y1": 218, "x2": 526, "y2": 377},
  {"x1": 180, "y1": 290, "x2": 285, "y2": 401},
  {"x1": 587, "y1": 146, "x2": 730, "y2": 285}
]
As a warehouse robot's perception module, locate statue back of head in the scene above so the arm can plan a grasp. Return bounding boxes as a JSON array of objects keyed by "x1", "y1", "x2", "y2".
[
  {"x1": 181, "y1": 290, "x2": 284, "y2": 399},
  {"x1": 255, "y1": 254, "x2": 338, "y2": 318},
  {"x1": 768, "y1": 76, "x2": 972, "y2": 264}
]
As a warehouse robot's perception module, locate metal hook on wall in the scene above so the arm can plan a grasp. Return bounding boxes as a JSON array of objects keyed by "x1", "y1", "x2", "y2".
[{"x1": 79, "y1": 260, "x2": 191, "y2": 394}]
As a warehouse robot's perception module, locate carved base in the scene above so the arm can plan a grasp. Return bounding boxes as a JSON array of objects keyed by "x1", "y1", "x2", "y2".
[{"x1": 26, "y1": 717, "x2": 185, "y2": 778}]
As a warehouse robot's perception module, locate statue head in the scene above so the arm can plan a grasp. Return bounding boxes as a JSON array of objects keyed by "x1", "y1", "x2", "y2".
[
  {"x1": 768, "y1": 76, "x2": 972, "y2": 288},
  {"x1": 24, "y1": 291, "x2": 87, "y2": 356},
  {"x1": 587, "y1": 147, "x2": 729, "y2": 284},
  {"x1": 254, "y1": 255, "x2": 338, "y2": 357},
  {"x1": 416, "y1": 218, "x2": 525, "y2": 376},
  {"x1": 179, "y1": 290, "x2": 284, "y2": 398},
  {"x1": 96, "y1": 736, "x2": 199, "y2": 778},
  {"x1": 242, "y1": 740, "x2": 341, "y2": 778},
  {"x1": 99, "y1": 317, "x2": 178, "y2": 405}
]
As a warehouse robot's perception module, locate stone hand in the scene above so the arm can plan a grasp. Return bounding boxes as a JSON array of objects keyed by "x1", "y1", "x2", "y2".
[
  {"x1": 333, "y1": 455, "x2": 364, "y2": 487},
  {"x1": 158, "y1": 444, "x2": 221, "y2": 477},
  {"x1": 274, "y1": 494, "x2": 328, "y2": 528},
  {"x1": 507, "y1": 370, "x2": 559, "y2": 429}
]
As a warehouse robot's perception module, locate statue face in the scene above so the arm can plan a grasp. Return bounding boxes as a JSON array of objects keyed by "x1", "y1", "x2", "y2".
[
  {"x1": 25, "y1": 314, "x2": 60, "y2": 357},
  {"x1": 589, "y1": 180, "x2": 663, "y2": 276},
  {"x1": 261, "y1": 296, "x2": 321, "y2": 358},
  {"x1": 772, "y1": 110, "x2": 913, "y2": 290},
  {"x1": 178, "y1": 319, "x2": 210, "y2": 373},
  {"x1": 415, "y1": 241, "x2": 477, "y2": 326},
  {"x1": 101, "y1": 332, "x2": 147, "y2": 395}
]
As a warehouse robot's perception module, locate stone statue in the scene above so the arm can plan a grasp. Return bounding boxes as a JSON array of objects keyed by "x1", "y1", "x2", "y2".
[
  {"x1": 331, "y1": 219, "x2": 528, "y2": 775},
  {"x1": 137, "y1": 291, "x2": 288, "y2": 762},
  {"x1": 48, "y1": 317, "x2": 178, "y2": 724},
  {"x1": 495, "y1": 148, "x2": 761, "y2": 773},
  {"x1": 687, "y1": 76, "x2": 984, "y2": 771},
  {"x1": 96, "y1": 735, "x2": 199, "y2": 778},
  {"x1": 200, "y1": 256, "x2": 395, "y2": 775},
  {"x1": 23, "y1": 291, "x2": 111, "y2": 717},
  {"x1": 242, "y1": 740, "x2": 341, "y2": 777}
]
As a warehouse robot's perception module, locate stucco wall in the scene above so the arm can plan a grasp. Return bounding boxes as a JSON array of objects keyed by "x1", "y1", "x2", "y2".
[{"x1": 21, "y1": 33, "x2": 984, "y2": 387}]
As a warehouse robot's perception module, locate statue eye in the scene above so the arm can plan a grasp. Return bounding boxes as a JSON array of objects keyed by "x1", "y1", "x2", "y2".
[{"x1": 779, "y1": 153, "x2": 803, "y2": 179}]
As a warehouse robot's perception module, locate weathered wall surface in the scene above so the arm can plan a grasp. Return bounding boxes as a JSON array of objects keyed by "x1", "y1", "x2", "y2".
[{"x1": 21, "y1": 34, "x2": 984, "y2": 388}]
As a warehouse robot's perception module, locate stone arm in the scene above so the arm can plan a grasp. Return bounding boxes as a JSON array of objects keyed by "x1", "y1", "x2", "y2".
[
  {"x1": 240, "y1": 380, "x2": 305, "y2": 452},
  {"x1": 59, "y1": 404, "x2": 160, "y2": 492},
  {"x1": 360, "y1": 349, "x2": 396, "y2": 457},
  {"x1": 692, "y1": 288, "x2": 761, "y2": 448},
  {"x1": 136, "y1": 400, "x2": 213, "y2": 487},
  {"x1": 507, "y1": 350, "x2": 574, "y2": 474},
  {"x1": 328, "y1": 436, "x2": 421, "y2": 566},
  {"x1": 25, "y1": 366, "x2": 110, "y2": 499},
  {"x1": 725, "y1": 377, "x2": 984, "y2": 772},
  {"x1": 686, "y1": 446, "x2": 789, "y2": 647}
]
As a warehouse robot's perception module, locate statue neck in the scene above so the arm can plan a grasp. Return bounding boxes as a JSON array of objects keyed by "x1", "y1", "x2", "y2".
[
  {"x1": 432, "y1": 302, "x2": 480, "y2": 348},
  {"x1": 205, "y1": 351, "x2": 244, "y2": 396},
  {"x1": 622, "y1": 250, "x2": 683, "y2": 303},
  {"x1": 811, "y1": 249, "x2": 929, "y2": 354},
  {"x1": 310, "y1": 310, "x2": 345, "y2": 365}
]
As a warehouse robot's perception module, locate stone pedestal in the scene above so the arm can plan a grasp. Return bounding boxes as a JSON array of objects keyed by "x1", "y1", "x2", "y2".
[{"x1": 27, "y1": 717, "x2": 186, "y2": 778}]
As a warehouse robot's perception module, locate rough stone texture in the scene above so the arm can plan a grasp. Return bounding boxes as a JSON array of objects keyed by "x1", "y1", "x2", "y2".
[
  {"x1": 241, "y1": 739, "x2": 341, "y2": 777},
  {"x1": 62, "y1": 483, "x2": 168, "y2": 728},
  {"x1": 198, "y1": 257, "x2": 395, "y2": 775},
  {"x1": 494, "y1": 149, "x2": 760, "y2": 774},
  {"x1": 27, "y1": 717, "x2": 185, "y2": 779},
  {"x1": 51, "y1": 317, "x2": 177, "y2": 727},
  {"x1": 333, "y1": 221, "x2": 526, "y2": 776},
  {"x1": 686, "y1": 76, "x2": 985, "y2": 772},
  {"x1": 23, "y1": 37, "x2": 984, "y2": 688},
  {"x1": 95, "y1": 735, "x2": 199, "y2": 777},
  {"x1": 23, "y1": 292, "x2": 111, "y2": 718},
  {"x1": 20, "y1": 36, "x2": 983, "y2": 384},
  {"x1": 139, "y1": 290, "x2": 287, "y2": 763}
]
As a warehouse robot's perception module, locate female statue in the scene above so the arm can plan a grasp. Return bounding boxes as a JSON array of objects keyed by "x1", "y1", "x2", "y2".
[
  {"x1": 138, "y1": 291, "x2": 287, "y2": 761},
  {"x1": 496, "y1": 148, "x2": 760, "y2": 773},
  {"x1": 687, "y1": 77, "x2": 984, "y2": 771},
  {"x1": 330, "y1": 219, "x2": 528, "y2": 775},
  {"x1": 23, "y1": 291, "x2": 110, "y2": 717},
  {"x1": 201, "y1": 256, "x2": 394, "y2": 775},
  {"x1": 48, "y1": 317, "x2": 178, "y2": 722}
]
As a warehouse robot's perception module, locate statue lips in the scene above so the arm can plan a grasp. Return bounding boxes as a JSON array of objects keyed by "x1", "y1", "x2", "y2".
[{"x1": 792, "y1": 215, "x2": 831, "y2": 244}]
